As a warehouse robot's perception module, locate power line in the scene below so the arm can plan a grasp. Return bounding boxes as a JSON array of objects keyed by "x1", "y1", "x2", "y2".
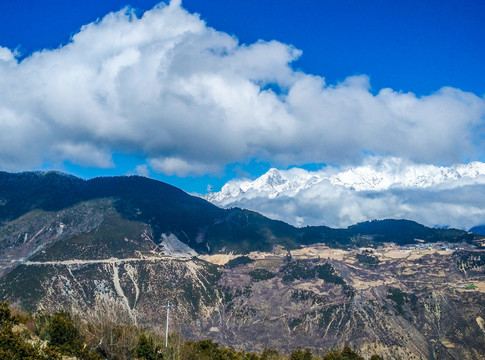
[{"x1": 163, "y1": 301, "x2": 174, "y2": 347}]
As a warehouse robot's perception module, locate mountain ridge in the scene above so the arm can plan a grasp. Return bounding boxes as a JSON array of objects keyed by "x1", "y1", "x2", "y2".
[
  {"x1": 206, "y1": 159, "x2": 485, "y2": 204},
  {"x1": 0, "y1": 170, "x2": 478, "y2": 257}
]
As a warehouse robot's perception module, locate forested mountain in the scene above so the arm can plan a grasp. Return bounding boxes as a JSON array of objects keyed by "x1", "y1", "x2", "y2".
[
  {"x1": 0, "y1": 171, "x2": 484, "y2": 359},
  {"x1": 0, "y1": 171, "x2": 476, "y2": 255}
]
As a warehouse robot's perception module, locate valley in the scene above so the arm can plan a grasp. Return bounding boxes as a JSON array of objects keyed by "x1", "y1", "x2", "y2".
[
  {"x1": 0, "y1": 171, "x2": 484, "y2": 359},
  {"x1": 3, "y1": 238, "x2": 484, "y2": 359}
]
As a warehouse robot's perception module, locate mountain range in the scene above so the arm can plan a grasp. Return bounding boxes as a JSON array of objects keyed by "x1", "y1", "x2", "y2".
[
  {"x1": 204, "y1": 158, "x2": 485, "y2": 229},
  {"x1": 0, "y1": 171, "x2": 484, "y2": 359},
  {"x1": 206, "y1": 158, "x2": 485, "y2": 203}
]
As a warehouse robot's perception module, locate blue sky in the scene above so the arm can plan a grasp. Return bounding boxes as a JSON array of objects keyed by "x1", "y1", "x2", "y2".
[{"x1": 0, "y1": 0, "x2": 484, "y2": 193}]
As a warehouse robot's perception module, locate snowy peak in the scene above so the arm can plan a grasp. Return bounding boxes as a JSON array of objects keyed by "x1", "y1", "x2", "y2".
[
  {"x1": 205, "y1": 158, "x2": 485, "y2": 205},
  {"x1": 245, "y1": 168, "x2": 287, "y2": 195},
  {"x1": 206, "y1": 167, "x2": 322, "y2": 203},
  {"x1": 330, "y1": 160, "x2": 485, "y2": 191}
]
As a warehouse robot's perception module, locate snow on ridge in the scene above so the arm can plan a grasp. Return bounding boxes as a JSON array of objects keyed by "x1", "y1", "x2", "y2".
[{"x1": 205, "y1": 157, "x2": 485, "y2": 206}]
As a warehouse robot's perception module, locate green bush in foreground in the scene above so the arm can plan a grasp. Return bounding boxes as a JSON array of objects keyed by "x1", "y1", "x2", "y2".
[
  {"x1": 290, "y1": 347, "x2": 313, "y2": 359},
  {"x1": 36, "y1": 310, "x2": 103, "y2": 360},
  {"x1": 0, "y1": 302, "x2": 59, "y2": 359},
  {"x1": 136, "y1": 333, "x2": 164, "y2": 360}
]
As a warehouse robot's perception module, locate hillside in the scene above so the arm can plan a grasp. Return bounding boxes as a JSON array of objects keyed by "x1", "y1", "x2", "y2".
[
  {"x1": 0, "y1": 171, "x2": 484, "y2": 358},
  {"x1": 0, "y1": 301, "x2": 380, "y2": 359}
]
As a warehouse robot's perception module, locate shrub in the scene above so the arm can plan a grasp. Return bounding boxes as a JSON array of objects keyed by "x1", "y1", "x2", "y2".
[
  {"x1": 0, "y1": 302, "x2": 59, "y2": 359},
  {"x1": 290, "y1": 347, "x2": 313, "y2": 360},
  {"x1": 281, "y1": 261, "x2": 345, "y2": 285},
  {"x1": 136, "y1": 333, "x2": 164, "y2": 360},
  {"x1": 46, "y1": 311, "x2": 82, "y2": 350},
  {"x1": 248, "y1": 269, "x2": 275, "y2": 281},
  {"x1": 356, "y1": 253, "x2": 379, "y2": 266},
  {"x1": 37, "y1": 311, "x2": 103, "y2": 360},
  {"x1": 322, "y1": 346, "x2": 364, "y2": 360},
  {"x1": 261, "y1": 348, "x2": 279, "y2": 360},
  {"x1": 225, "y1": 256, "x2": 254, "y2": 269}
]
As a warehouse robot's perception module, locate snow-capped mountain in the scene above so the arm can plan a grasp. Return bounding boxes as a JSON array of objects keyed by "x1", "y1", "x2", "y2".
[
  {"x1": 205, "y1": 157, "x2": 485, "y2": 206},
  {"x1": 207, "y1": 167, "x2": 323, "y2": 203}
]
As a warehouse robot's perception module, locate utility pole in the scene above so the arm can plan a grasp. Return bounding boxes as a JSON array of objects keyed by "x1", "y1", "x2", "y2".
[{"x1": 163, "y1": 301, "x2": 174, "y2": 347}]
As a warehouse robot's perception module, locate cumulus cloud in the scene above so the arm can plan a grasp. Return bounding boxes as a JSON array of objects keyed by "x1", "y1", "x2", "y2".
[
  {"x1": 134, "y1": 164, "x2": 150, "y2": 177},
  {"x1": 148, "y1": 156, "x2": 219, "y2": 176},
  {"x1": 284, "y1": 183, "x2": 485, "y2": 230},
  {"x1": 206, "y1": 158, "x2": 485, "y2": 229},
  {"x1": 0, "y1": 47, "x2": 15, "y2": 62},
  {"x1": 0, "y1": 1, "x2": 484, "y2": 174},
  {"x1": 54, "y1": 143, "x2": 113, "y2": 168}
]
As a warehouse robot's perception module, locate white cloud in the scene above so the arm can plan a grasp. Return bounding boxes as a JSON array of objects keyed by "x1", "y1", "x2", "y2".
[
  {"x1": 0, "y1": 47, "x2": 15, "y2": 62},
  {"x1": 148, "y1": 156, "x2": 219, "y2": 176},
  {"x1": 54, "y1": 143, "x2": 114, "y2": 168},
  {"x1": 0, "y1": 1, "x2": 484, "y2": 173},
  {"x1": 134, "y1": 164, "x2": 150, "y2": 177}
]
